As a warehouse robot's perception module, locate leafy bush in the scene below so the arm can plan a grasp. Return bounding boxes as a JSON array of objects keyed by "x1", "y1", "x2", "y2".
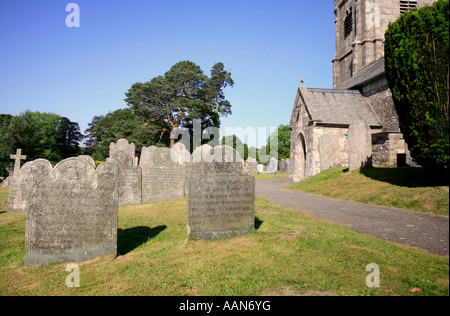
[{"x1": 385, "y1": 0, "x2": 449, "y2": 173}]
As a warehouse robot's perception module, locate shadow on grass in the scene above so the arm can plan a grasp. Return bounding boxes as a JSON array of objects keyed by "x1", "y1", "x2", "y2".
[
  {"x1": 359, "y1": 167, "x2": 449, "y2": 188},
  {"x1": 0, "y1": 211, "x2": 6, "y2": 215},
  {"x1": 255, "y1": 217, "x2": 263, "y2": 230},
  {"x1": 117, "y1": 225, "x2": 167, "y2": 256}
]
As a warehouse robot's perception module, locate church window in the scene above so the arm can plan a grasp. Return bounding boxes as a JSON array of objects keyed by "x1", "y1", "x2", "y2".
[
  {"x1": 400, "y1": 0, "x2": 417, "y2": 14},
  {"x1": 344, "y1": 8, "x2": 353, "y2": 38}
]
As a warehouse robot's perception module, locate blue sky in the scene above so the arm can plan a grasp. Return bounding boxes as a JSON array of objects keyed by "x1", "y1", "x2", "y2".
[{"x1": 0, "y1": 0, "x2": 335, "y2": 147}]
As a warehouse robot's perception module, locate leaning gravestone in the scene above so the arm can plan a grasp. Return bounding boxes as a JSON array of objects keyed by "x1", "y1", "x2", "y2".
[
  {"x1": 266, "y1": 157, "x2": 278, "y2": 174},
  {"x1": 348, "y1": 117, "x2": 373, "y2": 171},
  {"x1": 108, "y1": 139, "x2": 142, "y2": 206},
  {"x1": 319, "y1": 134, "x2": 341, "y2": 172},
  {"x1": 187, "y1": 146, "x2": 255, "y2": 241},
  {"x1": 141, "y1": 147, "x2": 185, "y2": 203},
  {"x1": 25, "y1": 158, "x2": 119, "y2": 266}
]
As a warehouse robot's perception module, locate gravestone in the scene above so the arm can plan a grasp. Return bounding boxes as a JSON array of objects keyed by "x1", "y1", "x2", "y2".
[
  {"x1": 108, "y1": 139, "x2": 142, "y2": 206},
  {"x1": 77, "y1": 155, "x2": 96, "y2": 168},
  {"x1": 171, "y1": 143, "x2": 191, "y2": 165},
  {"x1": 10, "y1": 149, "x2": 27, "y2": 175},
  {"x1": 25, "y1": 158, "x2": 119, "y2": 266},
  {"x1": 5, "y1": 162, "x2": 14, "y2": 178},
  {"x1": 187, "y1": 147, "x2": 255, "y2": 240},
  {"x1": 140, "y1": 145, "x2": 158, "y2": 167},
  {"x1": 286, "y1": 158, "x2": 291, "y2": 174},
  {"x1": 319, "y1": 134, "x2": 341, "y2": 172},
  {"x1": 257, "y1": 164, "x2": 264, "y2": 173},
  {"x1": 7, "y1": 161, "x2": 34, "y2": 214},
  {"x1": 141, "y1": 147, "x2": 185, "y2": 203},
  {"x1": 266, "y1": 157, "x2": 278, "y2": 174},
  {"x1": 348, "y1": 117, "x2": 373, "y2": 171},
  {"x1": 245, "y1": 158, "x2": 259, "y2": 174},
  {"x1": 185, "y1": 144, "x2": 212, "y2": 197},
  {"x1": 279, "y1": 159, "x2": 288, "y2": 174},
  {"x1": 3, "y1": 177, "x2": 11, "y2": 187}
]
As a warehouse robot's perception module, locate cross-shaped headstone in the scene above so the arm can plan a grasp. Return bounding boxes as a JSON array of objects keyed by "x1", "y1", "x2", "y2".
[{"x1": 10, "y1": 149, "x2": 27, "y2": 175}]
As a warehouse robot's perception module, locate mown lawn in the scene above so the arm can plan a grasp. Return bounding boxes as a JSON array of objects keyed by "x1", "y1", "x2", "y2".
[
  {"x1": 0, "y1": 188, "x2": 448, "y2": 296},
  {"x1": 288, "y1": 167, "x2": 449, "y2": 216}
]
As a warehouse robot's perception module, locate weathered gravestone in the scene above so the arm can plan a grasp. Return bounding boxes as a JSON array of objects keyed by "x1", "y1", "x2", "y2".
[
  {"x1": 319, "y1": 134, "x2": 341, "y2": 172},
  {"x1": 279, "y1": 159, "x2": 288, "y2": 174},
  {"x1": 348, "y1": 117, "x2": 373, "y2": 171},
  {"x1": 141, "y1": 147, "x2": 185, "y2": 203},
  {"x1": 25, "y1": 158, "x2": 119, "y2": 266},
  {"x1": 266, "y1": 157, "x2": 278, "y2": 174},
  {"x1": 257, "y1": 164, "x2": 264, "y2": 173},
  {"x1": 10, "y1": 149, "x2": 27, "y2": 175},
  {"x1": 108, "y1": 139, "x2": 142, "y2": 206},
  {"x1": 286, "y1": 158, "x2": 291, "y2": 174},
  {"x1": 184, "y1": 144, "x2": 212, "y2": 198},
  {"x1": 171, "y1": 142, "x2": 191, "y2": 165},
  {"x1": 7, "y1": 161, "x2": 33, "y2": 214},
  {"x1": 245, "y1": 158, "x2": 259, "y2": 174},
  {"x1": 187, "y1": 146, "x2": 255, "y2": 240},
  {"x1": 77, "y1": 155, "x2": 96, "y2": 168}
]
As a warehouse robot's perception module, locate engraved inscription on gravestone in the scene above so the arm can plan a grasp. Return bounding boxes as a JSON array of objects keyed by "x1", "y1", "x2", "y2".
[
  {"x1": 187, "y1": 146, "x2": 255, "y2": 241},
  {"x1": 188, "y1": 172, "x2": 255, "y2": 240},
  {"x1": 25, "y1": 158, "x2": 119, "y2": 266}
]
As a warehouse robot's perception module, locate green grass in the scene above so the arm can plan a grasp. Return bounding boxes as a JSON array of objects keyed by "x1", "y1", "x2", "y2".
[
  {"x1": 0, "y1": 192, "x2": 448, "y2": 296},
  {"x1": 288, "y1": 167, "x2": 449, "y2": 216},
  {"x1": 0, "y1": 187, "x2": 9, "y2": 213}
]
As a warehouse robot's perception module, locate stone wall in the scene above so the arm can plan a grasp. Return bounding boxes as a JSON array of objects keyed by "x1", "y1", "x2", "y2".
[
  {"x1": 372, "y1": 132, "x2": 408, "y2": 166},
  {"x1": 360, "y1": 76, "x2": 401, "y2": 133}
]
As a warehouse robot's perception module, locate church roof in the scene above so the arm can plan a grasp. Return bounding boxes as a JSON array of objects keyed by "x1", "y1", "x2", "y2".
[
  {"x1": 295, "y1": 85, "x2": 382, "y2": 128},
  {"x1": 339, "y1": 57, "x2": 386, "y2": 90}
]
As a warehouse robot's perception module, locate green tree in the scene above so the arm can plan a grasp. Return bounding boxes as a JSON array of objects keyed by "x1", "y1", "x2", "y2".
[
  {"x1": 85, "y1": 108, "x2": 163, "y2": 161},
  {"x1": 55, "y1": 117, "x2": 84, "y2": 159},
  {"x1": 6, "y1": 110, "x2": 46, "y2": 161},
  {"x1": 0, "y1": 114, "x2": 14, "y2": 177},
  {"x1": 1, "y1": 111, "x2": 85, "y2": 167},
  {"x1": 266, "y1": 124, "x2": 291, "y2": 161},
  {"x1": 125, "y1": 61, "x2": 233, "y2": 148},
  {"x1": 385, "y1": 0, "x2": 449, "y2": 172}
]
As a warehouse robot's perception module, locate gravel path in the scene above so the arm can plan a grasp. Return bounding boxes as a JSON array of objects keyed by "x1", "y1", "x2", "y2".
[{"x1": 255, "y1": 177, "x2": 449, "y2": 255}]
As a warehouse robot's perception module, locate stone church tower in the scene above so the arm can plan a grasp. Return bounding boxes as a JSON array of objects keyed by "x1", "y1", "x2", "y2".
[
  {"x1": 333, "y1": 0, "x2": 437, "y2": 89},
  {"x1": 289, "y1": 0, "x2": 437, "y2": 183}
]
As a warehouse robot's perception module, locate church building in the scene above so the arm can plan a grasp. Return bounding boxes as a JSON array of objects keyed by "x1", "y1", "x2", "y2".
[{"x1": 289, "y1": 0, "x2": 437, "y2": 183}]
